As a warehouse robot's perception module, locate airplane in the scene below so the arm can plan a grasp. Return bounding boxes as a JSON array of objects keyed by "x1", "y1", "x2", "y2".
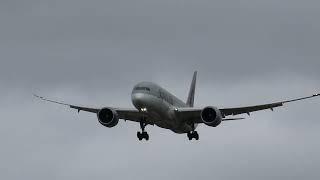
[{"x1": 34, "y1": 71, "x2": 320, "y2": 141}]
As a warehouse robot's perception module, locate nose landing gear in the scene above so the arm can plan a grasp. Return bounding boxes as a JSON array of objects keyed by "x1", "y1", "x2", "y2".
[
  {"x1": 187, "y1": 131, "x2": 199, "y2": 141},
  {"x1": 137, "y1": 119, "x2": 149, "y2": 141}
]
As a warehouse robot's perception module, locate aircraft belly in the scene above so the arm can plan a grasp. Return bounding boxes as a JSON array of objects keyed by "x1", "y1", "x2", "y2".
[
  {"x1": 145, "y1": 95, "x2": 178, "y2": 130},
  {"x1": 134, "y1": 92, "x2": 191, "y2": 134},
  {"x1": 149, "y1": 105, "x2": 190, "y2": 134}
]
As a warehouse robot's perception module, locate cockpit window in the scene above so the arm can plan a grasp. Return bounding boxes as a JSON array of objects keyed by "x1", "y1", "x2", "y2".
[{"x1": 134, "y1": 87, "x2": 151, "y2": 91}]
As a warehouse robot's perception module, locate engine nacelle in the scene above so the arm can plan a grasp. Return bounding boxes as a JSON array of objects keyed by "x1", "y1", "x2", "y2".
[
  {"x1": 97, "y1": 108, "x2": 119, "y2": 128},
  {"x1": 200, "y1": 106, "x2": 222, "y2": 127}
]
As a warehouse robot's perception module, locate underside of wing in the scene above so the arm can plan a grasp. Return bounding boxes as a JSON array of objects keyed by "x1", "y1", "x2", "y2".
[
  {"x1": 115, "y1": 108, "x2": 143, "y2": 123},
  {"x1": 220, "y1": 102, "x2": 283, "y2": 116},
  {"x1": 34, "y1": 94, "x2": 143, "y2": 123},
  {"x1": 175, "y1": 108, "x2": 242, "y2": 123},
  {"x1": 176, "y1": 93, "x2": 319, "y2": 124},
  {"x1": 220, "y1": 93, "x2": 320, "y2": 116}
]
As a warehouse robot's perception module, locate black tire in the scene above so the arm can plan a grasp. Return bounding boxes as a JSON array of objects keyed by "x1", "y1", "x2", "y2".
[
  {"x1": 195, "y1": 132, "x2": 199, "y2": 140},
  {"x1": 142, "y1": 132, "x2": 149, "y2": 140},
  {"x1": 187, "y1": 132, "x2": 192, "y2": 140},
  {"x1": 137, "y1": 132, "x2": 143, "y2": 141}
]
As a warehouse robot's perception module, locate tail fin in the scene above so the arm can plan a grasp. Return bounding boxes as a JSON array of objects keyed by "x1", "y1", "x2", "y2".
[{"x1": 186, "y1": 71, "x2": 197, "y2": 107}]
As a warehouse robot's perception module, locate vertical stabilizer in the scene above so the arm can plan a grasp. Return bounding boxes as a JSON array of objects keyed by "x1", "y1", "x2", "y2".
[{"x1": 186, "y1": 71, "x2": 197, "y2": 107}]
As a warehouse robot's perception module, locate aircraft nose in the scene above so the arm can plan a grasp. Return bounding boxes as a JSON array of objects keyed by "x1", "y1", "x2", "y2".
[{"x1": 132, "y1": 93, "x2": 145, "y2": 109}]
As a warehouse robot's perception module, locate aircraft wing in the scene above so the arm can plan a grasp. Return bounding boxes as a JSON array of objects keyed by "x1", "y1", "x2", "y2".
[
  {"x1": 220, "y1": 93, "x2": 320, "y2": 116},
  {"x1": 176, "y1": 93, "x2": 320, "y2": 123},
  {"x1": 34, "y1": 94, "x2": 143, "y2": 123}
]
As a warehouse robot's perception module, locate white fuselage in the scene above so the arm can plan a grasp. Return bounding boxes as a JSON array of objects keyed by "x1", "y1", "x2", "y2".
[{"x1": 131, "y1": 82, "x2": 194, "y2": 133}]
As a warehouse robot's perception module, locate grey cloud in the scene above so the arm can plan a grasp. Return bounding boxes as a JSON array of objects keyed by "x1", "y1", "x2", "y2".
[{"x1": 1, "y1": 0, "x2": 320, "y2": 179}]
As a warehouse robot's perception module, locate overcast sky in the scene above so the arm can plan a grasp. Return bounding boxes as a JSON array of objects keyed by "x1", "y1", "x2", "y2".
[{"x1": 1, "y1": 0, "x2": 320, "y2": 179}]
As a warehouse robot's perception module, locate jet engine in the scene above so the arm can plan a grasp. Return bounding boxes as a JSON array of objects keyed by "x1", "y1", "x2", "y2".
[
  {"x1": 200, "y1": 106, "x2": 222, "y2": 127},
  {"x1": 97, "y1": 108, "x2": 119, "y2": 128}
]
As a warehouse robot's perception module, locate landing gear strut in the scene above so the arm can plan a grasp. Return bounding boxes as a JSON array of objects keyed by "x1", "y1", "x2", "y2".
[
  {"x1": 137, "y1": 119, "x2": 149, "y2": 141},
  {"x1": 187, "y1": 131, "x2": 199, "y2": 141}
]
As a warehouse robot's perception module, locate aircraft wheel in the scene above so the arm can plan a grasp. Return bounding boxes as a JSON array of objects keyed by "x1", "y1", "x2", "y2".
[
  {"x1": 137, "y1": 131, "x2": 149, "y2": 141},
  {"x1": 187, "y1": 131, "x2": 199, "y2": 141},
  {"x1": 144, "y1": 132, "x2": 149, "y2": 141},
  {"x1": 137, "y1": 132, "x2": 143, "y2": 141},
  {"x1": 194, "y1": 131, "x2": 199, "y2": 140},
  {"x1": 187, "y1": 132, "x2": 193, "y2": 140}
]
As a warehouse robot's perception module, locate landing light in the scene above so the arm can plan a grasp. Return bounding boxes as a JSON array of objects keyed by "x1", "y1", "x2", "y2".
[{"x1": 141, "y1": 108, "x2": 147, "y2": 112}]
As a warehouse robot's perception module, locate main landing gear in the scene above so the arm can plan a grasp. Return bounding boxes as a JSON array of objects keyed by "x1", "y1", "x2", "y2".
[
  {"x1": 137, "y1": 131, "x2": 149, "y2": 141},
  {"x1": 187, "y1": 123, "x2": 199, "y2": 141},
  {"x1": 137, "y1": 120, "x2": 149, "y2": 141},
  {"x1": 187, "y1": 131, "x2": 199, "y2": 141}
]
